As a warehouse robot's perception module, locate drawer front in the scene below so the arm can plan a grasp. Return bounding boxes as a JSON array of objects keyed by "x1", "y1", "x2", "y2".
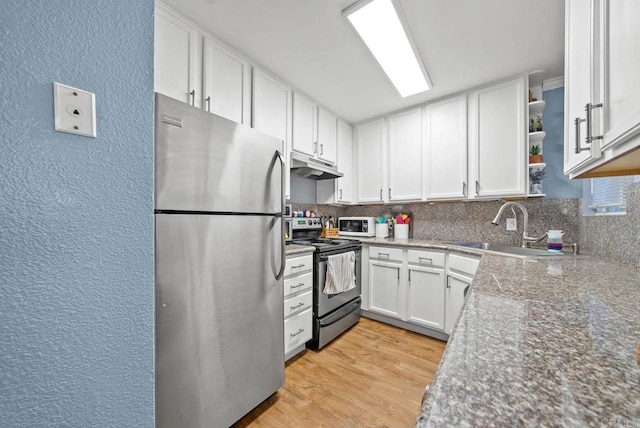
[
  {"x1": 285, "y1": 254, "x2": 313, "y2": 277},
  {"x1": 283, "y1": 271, "x2": 313, "y2": 298},
  {"x1": 368, "y1": 245, "x2": 403, "y2": 262},
  {"x1": 284, "y1": 308, "x2": 312, "y2": 354},
  {"x1": 284, "y1": 290, "x2": 312, "y2": 319},
  {"x1": 407, "y1": 249, "x2": 445, "y2": 267},
  {"x1": 448, "y1": 253, "x2": 480, "y2": 276}
]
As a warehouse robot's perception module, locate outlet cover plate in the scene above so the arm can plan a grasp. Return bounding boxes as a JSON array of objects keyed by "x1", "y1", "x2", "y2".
[
  {"x1": 506, "y1": 217, "x2": 517, "y2": 231},
  {"x1": 53, "y1": 82, "x2": 96, "y2": 138}
]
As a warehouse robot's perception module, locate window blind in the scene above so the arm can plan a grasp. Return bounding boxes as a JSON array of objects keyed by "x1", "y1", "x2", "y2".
[{"x1": 584, "y1": 175, "x2": 639, "y2": 214}]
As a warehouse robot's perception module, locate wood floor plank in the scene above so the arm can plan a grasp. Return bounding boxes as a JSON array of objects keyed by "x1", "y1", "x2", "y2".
[{"x1": 234, "y1": 317, "x2": 447, "y2": 428}]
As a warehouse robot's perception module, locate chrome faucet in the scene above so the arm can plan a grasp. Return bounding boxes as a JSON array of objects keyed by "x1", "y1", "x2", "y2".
[{"x1": 491, "y1": 202, "x2": 547, "y2": 248}]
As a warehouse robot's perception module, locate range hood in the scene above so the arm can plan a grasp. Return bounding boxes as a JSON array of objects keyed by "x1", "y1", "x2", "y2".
[{"x1": 290, "y1": 151, "x2": 343, "y2": 180}]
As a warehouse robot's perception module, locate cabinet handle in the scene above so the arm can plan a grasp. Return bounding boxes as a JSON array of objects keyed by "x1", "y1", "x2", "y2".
[
  {"x1": 314, "y1": 141, "x2": 318, "y2": 154},
  {"x1": 446, "y1": 276, "x2": 451, "y2": 289},
  {"x1": 397, "y1": 268, "x2": 400, "y2": 280},
  {"x1": 290, "y1": 328, "x2": 305, "y2": 338},
  {"x1": 291, "y1": 264, "x2": 305, "y2": 269},
  {"x1": 291, "y1": 282, "x2": 305, "y2": 289},
  {"x1": 585, "y1": 103, "x2": 603, "y2": 145},
  {"x1": 475, "y1": 180, "x2": 480, "y2": 196},
  {"x1": 418, "y1": 257, "x2": 433, "y2": 265},
  {"x1": 377, "y1": 252, "x2": 389, "y2": 259},
  {"x1": 574, "y1": 117, "x2": 588, "y2": 154},
  {"x1": 408, "y1": 270, "x2": 411, "y2": 282},
  {"x1": 388, "y1": 188, "x2": 392, "y2": 200},
  {"x1": 339, "y1": 189, "x2": 343, "y2": 200},
  {"x1": 290, "y1": 302, "x2": 304, "y2": 311},
  {"x1": 205, "y1": 96, "x2": 211, "y2": 112},
  {"x1": 320, "y1": 143, "x2": 324, "y2": 155},
  {"x1": 190, "y1": 90, "x2": 195, "y2": 106},
  {"x1": 380, "y1": 189, "x2": 383, "y2": 200},
  {"x1": 462, "y1": 182, "x2": 467, "y2": 197}
]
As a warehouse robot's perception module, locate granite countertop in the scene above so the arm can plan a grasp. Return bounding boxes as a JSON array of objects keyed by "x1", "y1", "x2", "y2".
[
  {"x1": 356, "y1": 238, "x2": 640, "y2": 425},
  {"x1": 285, "y1": 243, "x2": 315, "y2": 256}
]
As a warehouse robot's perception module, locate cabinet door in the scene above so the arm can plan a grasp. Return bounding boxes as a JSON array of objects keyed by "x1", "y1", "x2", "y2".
[
  {"x1": 356, "y1": 119, "x2": 385, "y2": 203},
  {"x1": 407, "y1": 266, "x2": 445, "y2": 331},
  {"x1": 368, "y1": 260, "x2": 402, "y2": 319},
  {"x1": 470, "y1": 78, "x2": 526, "y2": 197},
  {"x1": 388, "y1": 108, "x2": 422, "y2": 201},
  {"x1": 292, "y1": 92, "x2": 317, "y2": 157},
  {"x1": 252, "y1": 69, "x2": 290, "y2": 199},
  {"x1": 425, "y1": 96, "x2": 468, "y2": 200},
  {"x1": 598, "y1": 0, "x2": 640, "y2": 151},
  {"x1": 564, "y1": 0, "x2": 601, "y2": 173},
  {"x1": 154, "y1": 6, "x2": 201, "y2": 107},
  {"x1": 317, "y1": 107, "x2": 337, "y2": 164},
  {"x1": 337, "y1": 120, "x2": 354, "y2": 203},
  {"x1": 315, "y1": 119, "x2": 355, "y2": 205},
  {"x1": 445, "y1": 274, "x2": 470, "y2": 335},
  {"x1": 202, "y1": 37, "x2": 250, "y2": 124}
]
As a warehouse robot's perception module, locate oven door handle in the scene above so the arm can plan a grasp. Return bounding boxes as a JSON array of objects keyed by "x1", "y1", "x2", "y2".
[
  {"x1": 318, "y1": 249, "x2": 360, "y2": 262},
  {"x1": 318, "y1": 298, "x2": 361, "y2": 327}
]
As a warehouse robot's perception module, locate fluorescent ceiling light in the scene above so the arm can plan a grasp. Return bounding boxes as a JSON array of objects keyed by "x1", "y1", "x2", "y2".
[{"x1": 345, "y1": 0, "x2": 431, "y2": 97}]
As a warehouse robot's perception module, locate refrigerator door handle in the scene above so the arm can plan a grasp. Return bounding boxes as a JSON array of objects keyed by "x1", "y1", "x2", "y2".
[{"x1": 274, "y1": 149, "x2": 286, "y2": 281}]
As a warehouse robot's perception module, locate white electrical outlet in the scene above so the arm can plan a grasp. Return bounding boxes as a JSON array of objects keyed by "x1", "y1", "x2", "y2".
[
  {"x1": 506, "y1": 218, "x2": 517, "y2": 231},
  {"x1": 53, "y1": 82, "x2": 96, "y2": 138}
]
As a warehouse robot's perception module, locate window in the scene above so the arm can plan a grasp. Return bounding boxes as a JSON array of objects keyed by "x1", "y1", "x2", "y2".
[{"x1": 581, "y1": 175, "x2": 640, "y2": 215}]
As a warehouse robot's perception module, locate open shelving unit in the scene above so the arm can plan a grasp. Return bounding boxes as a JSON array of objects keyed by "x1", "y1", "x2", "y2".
[{"x1": 528, "y1": 97, "x2": 546, "y2": 197}]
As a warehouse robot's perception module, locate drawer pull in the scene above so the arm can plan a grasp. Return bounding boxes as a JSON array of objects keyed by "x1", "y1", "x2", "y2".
[
  {"x1": 378, "y1": 252, "x2": 390, "y2": 259},
  {"x1": 418, "y1": 257, "x2": 433, "y2": 264},
  {"x1": 290, "y1": 328, "x2": 305, "y2": 338},
  {"x1": 291, "y1": 264, "x2": 305, "y2": 269},
  {"x1": 290, "y1": 302, "x2": 305, "y2": 311},
  {"x1": 291, "y1": 282, "x2": 305, "y2": 289}
]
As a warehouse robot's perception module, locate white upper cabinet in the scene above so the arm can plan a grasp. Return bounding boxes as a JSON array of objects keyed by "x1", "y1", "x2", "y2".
[
  {"x1": 564, "y1": 0, "x2": 601, "y2": 173},
  {"x1": 202, "y1": 37, "x2": 250, "y2": 125},
  {"x1": 154, "y1": 5, "x2": 202, "y2": 108},
  {"x1": 317, "y1": 107, "x2": 337, "y2": 164},
  {"x1": 469, "y1": 77, "x2": 527, "y2": 198},
  {"x1": 425, "y1": 96, "x2": 468, "y2": 200},
  {"x1": 601, "y1": 0, "x2": 640, "y2": 150},
  {"x1": 292, "y1": 93, "x2": 338, "y2": 164},
  {"x1": 292, "y1": 92, "x2": 318, "y2": 158},
  {"x1": 336, "y1": 119, "x2": 354, "y2": 203},
  {"x1": 356, "y1": 118, "x2": 385, "y2": 203},
  {"x1": 388, "y1": 108, "x2": 423, "y2": 201},
  {"x1": 564, "y1": 0, "x2": 640, "y2": 177},
  {"x1": 252, "y1": 68, "x2": 290, "y2": 199},
  {"x1": 252, "y1": 69, "x2": 289, "y2": 143}
]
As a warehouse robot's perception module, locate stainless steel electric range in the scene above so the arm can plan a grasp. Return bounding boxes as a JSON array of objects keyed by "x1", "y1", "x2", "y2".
[{"x1": 291, "y1": 218, "x2": 362, "y2": 350}]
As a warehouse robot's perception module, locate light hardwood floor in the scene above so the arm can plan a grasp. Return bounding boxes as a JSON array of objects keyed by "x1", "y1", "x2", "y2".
[{"x1": 234, "y1": 317, "x2": 447, "y2": 428}]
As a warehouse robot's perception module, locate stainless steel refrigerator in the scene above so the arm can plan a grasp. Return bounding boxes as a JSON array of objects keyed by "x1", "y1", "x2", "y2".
[{"x1": 154, "y1": 93, "x2": 286, "y2": 428}]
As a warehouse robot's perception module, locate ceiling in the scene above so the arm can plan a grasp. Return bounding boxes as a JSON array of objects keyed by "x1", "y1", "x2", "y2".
[{"x1": 161, "y1": 0, "x2": 565, "y2": 124}]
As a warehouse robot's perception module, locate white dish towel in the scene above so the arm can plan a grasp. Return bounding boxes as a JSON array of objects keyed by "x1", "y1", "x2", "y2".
[{"x1": 323, "y1": 251, "x2": 356, "y2": 295}]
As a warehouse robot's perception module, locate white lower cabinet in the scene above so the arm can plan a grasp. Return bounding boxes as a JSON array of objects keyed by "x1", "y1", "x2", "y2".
[
  {"x1": 369, "y1": 260, "x2": 402, "y2": 318},
  {"x1": 366, "y1": 246, "x2": 447, "y2": 332},
  {"x1": 407, "y1": 265, "x2": 446, "y2": 331},
  {"x1": 445, "y1": 253, "x2": 480, "y2": 335},
  {"x1": 284, "y1": 253, "x2": 313, "y2": 360}
]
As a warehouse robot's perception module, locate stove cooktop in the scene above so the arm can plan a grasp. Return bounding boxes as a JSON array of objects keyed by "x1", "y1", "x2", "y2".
[{"x1": 292, "y1": 237, "x2": 361, "y2": 252}]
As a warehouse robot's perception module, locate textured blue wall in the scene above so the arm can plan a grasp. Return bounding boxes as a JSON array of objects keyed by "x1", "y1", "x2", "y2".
[
  {"x1": 0, "y1": 1, "x2": 154, "y2": 426},
  {"x1": 541, "y1": 87, "x2": 582, "y2": 198}
]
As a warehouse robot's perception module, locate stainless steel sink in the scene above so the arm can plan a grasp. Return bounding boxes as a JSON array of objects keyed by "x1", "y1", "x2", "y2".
[{"x1": 449, "y1": 242, "x2": 568, "y2": 259}]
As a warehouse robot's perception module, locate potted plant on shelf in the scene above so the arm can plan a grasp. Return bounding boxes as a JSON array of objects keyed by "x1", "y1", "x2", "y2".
[
  {"x1": 529, "y1": 166, "x2": 546, "y2": 194},
  {"x1": 529, "y1": 145, "x2": 543, "y2": 164}
]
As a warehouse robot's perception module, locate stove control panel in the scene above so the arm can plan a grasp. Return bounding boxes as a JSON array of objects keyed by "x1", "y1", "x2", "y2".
[{"x1": 291, "y1": 217, "x2": 323, "y2": 230}]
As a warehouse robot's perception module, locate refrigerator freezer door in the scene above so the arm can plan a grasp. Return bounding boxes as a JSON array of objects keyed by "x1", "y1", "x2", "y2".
[
  {"x1": 155, "y1": 214, "x2": 284, "y2": 428},
  {"x1": 155, "y1": 93, "x2": 284, "y2": 214}
]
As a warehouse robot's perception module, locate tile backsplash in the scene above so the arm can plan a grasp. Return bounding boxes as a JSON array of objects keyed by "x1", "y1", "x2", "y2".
[{"x1": 296, "y1": 187, "x2": 639, "y2": 268}]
